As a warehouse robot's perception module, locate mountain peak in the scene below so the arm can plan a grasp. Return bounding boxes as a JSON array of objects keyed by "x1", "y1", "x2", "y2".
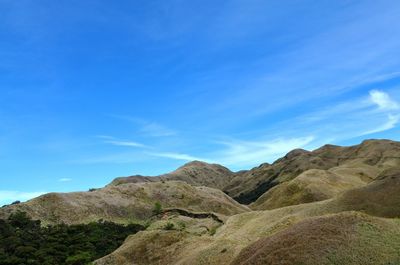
[{"x1": 178, "y1": 160, "x2": 217, "y2": 168}]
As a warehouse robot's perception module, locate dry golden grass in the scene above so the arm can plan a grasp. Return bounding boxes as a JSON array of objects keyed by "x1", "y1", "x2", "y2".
[
  {"x1": 95, "y1": 167, "x2": 400, "y2": 265},
  {"x1": 329, "y1": 167, "x2": 400, "y2": 218},
  {"x1": 231, "y1": 212, "x2": 400, "y2": 265},
  {"x1": 0, "y1": 181, "x2": 249, "y2": 225},
  {"x1": 109, "y1": 161, "x2": 236, "y2": 190},
  {"x1": 3, "y1": 139, "x2": 400, "y2": 265},
  {"x1": 225, "y1": 139, "x2": 400, "y2": 203},
  {"x1": 251, "y1": 168, "x2": 366, "y2": 210}
]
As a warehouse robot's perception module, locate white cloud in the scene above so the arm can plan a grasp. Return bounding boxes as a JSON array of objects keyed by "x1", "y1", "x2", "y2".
[
  {"x1": 109, "y1": 115, "x2": 177, "y2": 137},
  {"x1": 73, "y1": 151, "x2": 146, "y2": 164},
  {"x1": 214, "y1": 136, "x2": 315, "y2": 167},
  {"x1": 140, "y1": 122, "x2": 177, "y2": 137},
  {"x1": 369, "y1": 90, "x2": 399, "y2": 110},
  {"x1": 289, "y1": 89, "x2": 400, "y2": 141},
  {"x1": 58, "y1": 178, "x2": 72, "y2": 182},
  {"x1": 96, "y1": 89, "x2": 399, "y2": 169},
  {"x1": 104, "y1": 140, "x2": 147, "y2": 148},
  {"x1": 97, "y1": 135, "x2": 315, "y2": 169},
  {"x1": 95, "y1": 135, "x2": 116, "y2": 140},
  {"x1": 360, "y1": 114, "x2": 400, "y2": 136},
  {"x1": 357, "y1": 90, "x2": 400, "y2": 136},
  {"x1": 147, "y1": 152, "x2": 210, "y2": 162},
  {"x1": 0, "y1": 191, "x2": 46, "y2": 206}
]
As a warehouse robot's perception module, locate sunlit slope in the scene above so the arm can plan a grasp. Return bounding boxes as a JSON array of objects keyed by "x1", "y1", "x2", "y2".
[
  {"x1": 250, "y1": 164, "x2": 375, "y2": 210},
  {"x1": 109, "y1": 161, "x2": 236, "y2": 190},
  {"x1": 231, "y1": 212, "x2": 400, "y2": 265},
  {"x1": 108, "y1": 140, "x2": 400, "y2": 207},
  {"x1": 95, "y1": 168, "x2": 400, "y2": 265},
  {"x1": 0, "y1": 181, "x2": 249, "y2": 224}
]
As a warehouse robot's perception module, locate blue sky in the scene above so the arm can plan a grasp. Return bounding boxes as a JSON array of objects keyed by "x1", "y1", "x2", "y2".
[{"x1": 1, "y1": 0, "x2": 400, "y2": 205}]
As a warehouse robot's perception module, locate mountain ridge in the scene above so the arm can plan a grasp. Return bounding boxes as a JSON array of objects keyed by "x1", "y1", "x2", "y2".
[
  {"x1": 1, "y1": 139, "x2": 400, "y2": 265},
  {"x1": 109, "y1": 161, "x2": 236, "y2": 190}
]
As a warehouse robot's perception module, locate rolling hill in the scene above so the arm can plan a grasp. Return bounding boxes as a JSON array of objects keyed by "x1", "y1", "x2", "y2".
[
  {"x1": 1, "y1": 139, "x2": 400, "y2": 265},
  {"x1": 225, "y1": 139, "x2": 400, "y2": 204},
  {"x1": 109, "y1": 161, "x2": 236, "y2": 190},
  {"x1": 94, "y1": 166, "x2": 400, "y2": 265},
  {"x1": 0, "y1": 181, "x2": 249, "y2": 225}
]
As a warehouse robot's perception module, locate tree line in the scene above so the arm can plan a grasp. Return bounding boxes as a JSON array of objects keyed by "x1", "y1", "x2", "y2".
[{"x1": 0, "y1": 211, "x2": 145, "y2": 265}]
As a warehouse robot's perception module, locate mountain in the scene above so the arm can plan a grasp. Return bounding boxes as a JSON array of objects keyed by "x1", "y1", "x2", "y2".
[
  {"x1": 224, "y1": 139, "x2": 400, "y2": 204},
  {"x1": 231, "y1": 212, "x2": 400, "y2": 265},
  {"x1": 250, "y1": 168, "x2": 366, "y2": 210},
  {"x1": 0, "y1": 181, "x2": 249, "y2": 225},
  {"x1": 109, "y1": 161, "x2": 236, "y2": 190},
  {"x1": 108, "y1": 140, "x2": 400, "y2": 208},
  {"x1": 1, "y1": 139, "x2": 400, "y2": 265},
  {"x1": 95, "y1": 167, "x2": 400, "y2": 265}
]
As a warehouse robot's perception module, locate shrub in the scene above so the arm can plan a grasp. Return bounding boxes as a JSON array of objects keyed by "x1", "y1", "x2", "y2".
[
  {"x1": 177, "y1": 221, "x2": 186, "y2": 230},
  {"x1": 65, "y1": 251, "x2": 92, "y2": 265},
  {"x1": 152, "y1": 201, "x2": 163, "y2": 215},
  {"x1": 163, "y1": 222, "x2": 175, "y2": 230},
  {"x1": 209, "y1": 226, "x2": 217, "y2": 236}
]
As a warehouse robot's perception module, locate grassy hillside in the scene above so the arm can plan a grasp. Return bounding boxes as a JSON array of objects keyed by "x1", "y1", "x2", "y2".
[
  {"x1": 109, "y1": 161, "x2": 236, "y2": 190},
  {"x1": 251, "y1": 167, "x2": 367, "y2": 210},
  {"x1": 0, "y1": 181, "x2": 249, "y2": 225},
  {"x1": 2, "y1": 139, "x2": 400, "y2": 265},
  {"x1": 231, "y1": 212, "x2": 400, "y2": 265},
  {"x1": 94, "y1": 166, "x2": 400, "y2": 265},
  {"x1": 225, "y1": 139, "x2": 400, "y2": 204}
]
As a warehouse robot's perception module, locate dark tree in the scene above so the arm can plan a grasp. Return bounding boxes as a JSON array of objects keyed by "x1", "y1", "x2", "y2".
[{"x1": 0, "y1": 212, "x2": 145, "y2": 265}]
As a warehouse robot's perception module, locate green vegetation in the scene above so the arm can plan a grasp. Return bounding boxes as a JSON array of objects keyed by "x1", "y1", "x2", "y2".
[
  {"x1": 0, "y1": 211, "x2": 145, "y2": 265},
  {"x1": 177, "y1": 221, "x2": 186, "y2": 231},
  {"x1": 152, "y1": 201, "x2": 163, "y2": 215},
  {"x1": 209, "y1": 226, "x2": 217, "y2": 236},
  {"x1": 163, "y1": 222, "x2": 175, "y2": 230}
]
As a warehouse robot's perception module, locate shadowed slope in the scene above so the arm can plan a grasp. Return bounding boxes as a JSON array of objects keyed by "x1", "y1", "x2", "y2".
[{"x1": 226, "y1": 139, "x2": 400, "y2": 204}]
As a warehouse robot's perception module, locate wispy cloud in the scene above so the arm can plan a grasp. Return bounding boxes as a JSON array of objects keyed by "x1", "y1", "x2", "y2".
[
  {"x1": 359, "y1": 90, "x2": 400, "y2": 136},
  {"x1": 147, "y1": 152, "x2": 210, "y2": 162},
  {"x1": 140, "y1": 122, "x2": 177, "y2": 137},
  {"x1": 95, "y1": 135, "x2": 116, "y2": 140},
  {"x1": 109, "y1": 115, "x2": 177, "y2": 137},
  {"x1": 104, "y1": 140, "x2": 147, "y2": 148},
  {"x1": 0, "y1": 191, "x2": 46, "y2": 206},
  {"x1": 97, "y1": 135, "x2": 148, "y2": 148},
  {"x1": 201, "y1": 0, "x2": 400, "y2": 122},
  {"x1": 287, "y1": 89, "x2": 400, "y2": 142},
  {"x1": 213, "y1": 136, "x2": 315, "y2": 167},
  {"x1": 95, "y1": 89, "x2": 399, "y2": 170},
  {"x1": 360, "y1": 114, "x2": 400, "y2": 136},
  {"x1": 369, "y1": 89, "x2": 400, "y2": 110},
  {"x1": 96, "y1": 136, "x2": 314, "y2": 168},
  {"x1": 58, "y1": 178, "x2": 72, "y2": 182},
  {"x1": 73, "y1": 151, "x2": 146, "y2": 164}
]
